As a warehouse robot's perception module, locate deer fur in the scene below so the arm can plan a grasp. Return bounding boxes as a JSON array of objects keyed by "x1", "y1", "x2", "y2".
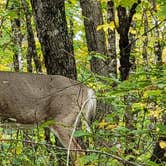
[{"x1": 0, "y1": 71, "x2": 96, "y2": 156}]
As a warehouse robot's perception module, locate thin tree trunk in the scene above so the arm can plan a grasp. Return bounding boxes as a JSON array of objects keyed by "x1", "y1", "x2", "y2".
[
  {"x1": 142, "y1": 8, "x2": 150, "y2": 79},
  {"x1": 2, "y1": 2, "x2": 22, "y2": 72},
  {"x1": 116, "y1": 2, "x2": 141, "y2": 161},
  {"x1": 117, "y1": 0, "x2": 141, "y2": 81},
  {"x1": 30, "y1": 0, "x2": 77, "y2": 79},
  {"x1": 129, "y1": 21, "x2": 137, "y2": 73},
  {"x1": 80, "y1": 0, "x2": 107, "y2": 75},
  {"x1": 11, "y1": 2, "x2": 33, "y2": 152},
  {"x1": 21, "y1": 0, "x2": 42, "y2": 150},
  {"x1": 11, "y1": 17, "x2": 23, "y2": 72},
  {"x1": 151, "y1": 0, "x2": 163, "y2": 70},
  {"x1": 21, "y1": 0, "x2": 42, "y2": 73},
  {"x1": 107, "y1": 0, "x2": 117, "y2": 78},
  {"x1": 117, "y1": 6, "x2": 131, "y2": 81}
]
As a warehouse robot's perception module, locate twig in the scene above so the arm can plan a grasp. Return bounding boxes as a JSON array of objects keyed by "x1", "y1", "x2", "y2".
[
  {"x1": 128, "y1": 19, "x2": 166, "y2": 48},
  {"x1": 0, "y1": 138, "x2": 145, "y2": 166},
  {"x1": 66, "y1": 98, "x2": 90, "y2": 166}
]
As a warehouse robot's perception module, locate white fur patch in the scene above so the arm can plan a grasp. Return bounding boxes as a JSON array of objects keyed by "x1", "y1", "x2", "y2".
[{"x1": 83, "y1": 88, "x2": 96, "y2": 132}]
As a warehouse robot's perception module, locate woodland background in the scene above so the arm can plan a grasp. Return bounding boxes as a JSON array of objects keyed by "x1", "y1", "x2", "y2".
[{"x1": 0, "y1": 0, "x2": 166, "y2": 165}]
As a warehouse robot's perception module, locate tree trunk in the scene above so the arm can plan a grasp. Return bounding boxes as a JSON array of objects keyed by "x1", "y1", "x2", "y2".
[
  {"x1": 80, "y1": 0, "x2": 107, "y2": 75},
  {"x1": 142, "y1": 8, "x2": 150, "y2": 79},
  {"x1": 11, "y1": 17, "x2": 23, "y2": 72},
  {"x1": 151, "y1": 0, "x2": 163, "y2": 70},
  {"x1": 69, "y1": 18, "x2": 74, "y2": 56},
  {"x1": 30, "y1": 0, "x2": 77, "y2": 79},
  {"x1": 30, "y1": 1, "x2": 77, "y2": 165},
  {"x1": 116, "y1": 1, "x2": 141, "y2": 161},
  {"x1": 107, "y1": 0, "x2": 117, "y2": 78},
  {"x1": 117, "y1": 0, "x2": 141, "y2": 81},
  {"x1": 117, "y1": 6, "x2": 131, "y2": 81},
  {"x1": 21, "y1": 0, "x2": 42, "y2": 73},
  {"x1": 129, "y1": 21, "x2": 136, "y2": 73}
]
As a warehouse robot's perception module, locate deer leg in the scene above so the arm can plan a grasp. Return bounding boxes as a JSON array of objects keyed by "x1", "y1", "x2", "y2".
[
  {"x1": 50, "y1": 124, "x2": 83, "y2": 162},
  {"x1": 51, "y1": 124, "x2": 82, "y2": 150}
]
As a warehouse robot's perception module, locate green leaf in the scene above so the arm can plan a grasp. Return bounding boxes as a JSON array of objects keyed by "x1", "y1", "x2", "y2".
[
  {"x1": 158, "y1": 4, "x2": 166, "y2": 16},
  {"x1": 115, "y1": 0, "x2": 138, "y2": 8},
  {"x1": 93, "y1": 52, "x2": 108, "y2": 60},
  {"x1": 114, "y1": 126, "x2": 130, "y2": 136},
  {"x1": 156, "y1": 124, "x2": 166, "y2": 135},
  {"x1": 77, "y1": 154, "x2": 98, "y2": 165},
  {"x1": 39, "y1": 120, "x2": 55, "y2": 128},
  {"x1": 74, "y1": 130, "x2": 90, "y2": 137}
]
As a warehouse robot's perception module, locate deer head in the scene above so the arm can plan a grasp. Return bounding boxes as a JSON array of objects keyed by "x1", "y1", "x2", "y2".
[{"x1": 0, "y1": 71, "x2": 96, "y2": 163}]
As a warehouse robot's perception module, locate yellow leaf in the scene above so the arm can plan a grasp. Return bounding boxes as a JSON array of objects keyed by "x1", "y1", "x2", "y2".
[
  {"x1": 133, "y1": 13, "x2": 142, "y2": 20},
  {"x1": 156, "y1": 4, "x2": 161, "y2": 11},
  {"x1": 137, "y1": 157, "x2": 142, "y2": 161},
  {"x1": 159, "y1": 141, "x2": 166, "y2": 149},
  {"x1": 129, "y1": 28, "x2": 137, "y2": 35},
  {"x1": 0, "y1": 64, "x2": 9, "y2": 71},
  {"x1": 118, "y1": 121, "x2": 125, "y2": 126},
  {"x1": 150, "y1": 110, "x2": 161, "y2": 118},
  {"x1": 108, "y1": 22, "x2": 115, "y2": 31},
  {"x1": 156, "y1": 128, "x2": 160, "y2": 132},
  {"x1": 100, "y1": 0, "x2": 108, "y2": 3},
  {"x1": 162, "y1": 47, "x2": 166, "y2": 63},
  {"x1": 106, "y1": 124, "x2": 117, "y2": 130},
  {"x1": 97, "y1": 22, "x2": 115, "y2": 32},
  {"x1": 16, "y1": 146, "x2": 22, "y2": 155},
  {"x1": 132, "y1": 102, "x2": 146, "y2": 110},
  {"x1": 98, "y1": 120, "x2": 108, "y2": 129},
  {"x1": 97, "y1": 24, "x2": 104, "y2": 31}
]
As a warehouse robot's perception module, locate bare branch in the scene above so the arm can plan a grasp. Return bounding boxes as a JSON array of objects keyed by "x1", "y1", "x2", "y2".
[{"x1": 1, "y1": 138, "x2": 145, "y2": 166}]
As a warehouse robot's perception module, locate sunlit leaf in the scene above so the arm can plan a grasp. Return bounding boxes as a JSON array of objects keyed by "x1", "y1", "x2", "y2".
[
  {"x1": 98, "y1": 120, "x2": 108, "y2": 128},
  {"x1": 159, "y1": 141, "x2": 166, "y2": 149}
]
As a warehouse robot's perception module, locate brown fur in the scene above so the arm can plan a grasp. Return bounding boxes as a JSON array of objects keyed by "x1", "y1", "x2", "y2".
[{"x1": 0, "y1": 71, "x2": 96, "y2": 154}]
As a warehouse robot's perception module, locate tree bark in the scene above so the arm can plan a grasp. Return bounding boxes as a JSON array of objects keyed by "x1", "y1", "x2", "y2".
[
  {"x1": 116, "y1": 1, "x2": 141, "y2": 160},
  {"x1": 69, "y1": 18, "x2": 74, "y2": 56},
  {"x1": 21, "y1": 0, "x2": 42, "y2": 73},
  {"x1": 142, "y1": 8, "x2": 150, "y2": 79},
  {"x1": 151, "y1": 1, "x2": 163, "y2": 70},
  {"x1": 11, "y1": 16, "x2": 23, "y2": 72},
  {"x1": 80, "y1": 0, "x2": 107, "y2": 75},
  {"x1": 107, "y1": 1, "x2": 117, "y2": 78},
  {"x1": 30, "y1": 1, "x2": 77, "y2": 165},
  {"x1": 30, "y1": 0, "x2": 77, "y2": 79},
  {"x1": 129, "y1": 21, "x2": 136, "y2": 73},
  {"x1": 117, "y1": 0, "x2": 141, "y2": 81}
]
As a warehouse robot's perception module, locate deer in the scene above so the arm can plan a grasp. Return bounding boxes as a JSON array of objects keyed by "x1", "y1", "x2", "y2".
[{"x1": 0, "y1": 71, "x2": 96, "y2": 164}]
